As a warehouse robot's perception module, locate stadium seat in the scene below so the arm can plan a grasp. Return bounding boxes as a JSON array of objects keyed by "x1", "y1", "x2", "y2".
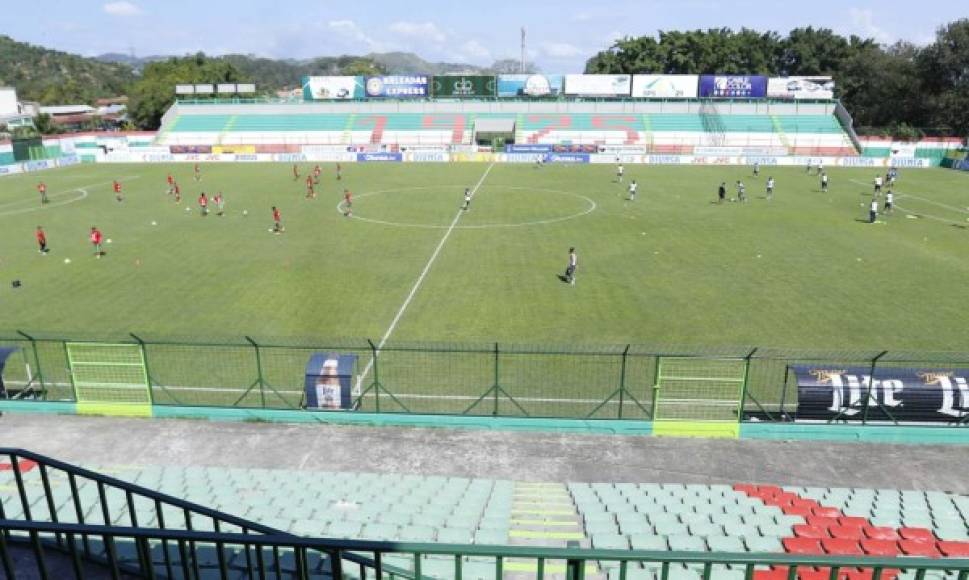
[
  {"x1": 937, "y1": 541, "x2": 969, "y2": 557},
  {"x1": 859, "y1": 539, "x2": 898, "y2": 556},
  {"x1": 898, "y1": 528, "x2": 935, "y2": 542},
  {"x1": 783, "y1": 537, "x2": 822, "y2": 555},
  {"x1": 897, "y1": 539, "x2": 941, "y2": 557},
  {"x1": 820, "y1": 538, "x2": 863, "y2": 555},
  {"x1": 794, "y1": 525, "x2": 829, "y2": 539}
]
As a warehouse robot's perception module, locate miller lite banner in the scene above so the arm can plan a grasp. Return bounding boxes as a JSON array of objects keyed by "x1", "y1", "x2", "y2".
[
  {"x1": 304, "y1": 353, "x2": 358, "y2": 410},
  {"x1": 432, "y1": 75, "x2": 496, "y2": 98},
  {"x1": 793, "y1": 365, "x2": 969, "y2": 422}
]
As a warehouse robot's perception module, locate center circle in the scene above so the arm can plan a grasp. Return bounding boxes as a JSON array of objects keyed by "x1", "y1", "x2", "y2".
[{"x1": 335, "y1": 185, "x2": 597, "y2": 229}]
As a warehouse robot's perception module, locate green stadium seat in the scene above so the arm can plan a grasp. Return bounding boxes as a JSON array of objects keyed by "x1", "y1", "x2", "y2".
[
  {"x1": 473, "y1": 529, "x2": 506, "y2": 545},
  {"x1": 592, "y1": 533, "x2": 629, "y2": 549},
  {"x1": 630, "y1": 534, "x2": 668, "y2": 550},
  {"x1": 668, "y1": 535, "x2": 706, "y2": 551},
  {"x1": 744, "y1": 536, "x2": 783, "y2": 552},
  {"x1": 707, "y1": 535, "x2": 745, "y2": 552}
]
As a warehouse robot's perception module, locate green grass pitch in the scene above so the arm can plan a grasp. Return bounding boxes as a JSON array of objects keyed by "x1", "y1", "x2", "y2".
[{"x1": 1, "y1": 161, "x2": 968, "y2": 350}]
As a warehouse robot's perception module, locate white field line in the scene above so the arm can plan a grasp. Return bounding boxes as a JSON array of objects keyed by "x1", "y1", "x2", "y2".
[
  {"x1": 0, "y1": 175, "x2": 142, "y2": 218},
  {"x1": 354, "y1": 163, "x2": 496, "y2": 393}
]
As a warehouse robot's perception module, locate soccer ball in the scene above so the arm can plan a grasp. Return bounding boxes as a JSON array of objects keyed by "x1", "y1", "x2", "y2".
[
  {"x1": 106, "y1": 239, "x2": 112, "y2": 244},
  {"x1": 64, "y1": 258, "x2": 71, "y2": 264},
  {"x1": 151, "y1": 221, "x2": 157, "y2": 226},
  {"x1": 242, "y1": 210, "x2": 248, "y2": 216}
]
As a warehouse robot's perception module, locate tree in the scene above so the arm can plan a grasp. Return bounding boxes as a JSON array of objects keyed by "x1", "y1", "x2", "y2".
[
  {"x1": 338, "y1": 58, "x2": 385, "y2": 76},
  {"x1": 32, "y1": 113, "x2": 54, "y2": 134},
  {"x1": 128, "y1": 54, "x2": 251, "y2": 129},
  {"x1": 917, "y1": 19, "x2": 969, "y2": 137}
]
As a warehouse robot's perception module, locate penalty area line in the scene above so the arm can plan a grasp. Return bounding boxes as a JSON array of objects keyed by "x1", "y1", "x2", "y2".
[{"x1": 354, "y1": 163, "x2": 496, "y2": 393}]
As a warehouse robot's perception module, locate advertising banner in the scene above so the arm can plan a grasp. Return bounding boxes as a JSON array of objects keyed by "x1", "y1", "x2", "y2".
[
  {"x1": 767, "y1": 77, "x2": 835, "y2": 100},
  {"x1": 793, "y1": 365, "x2": 969, "y2": 422},
  {"x1": 357, "y1": 152, "x2": 402, "y2": 162},
  {"x1": 432, "y1": 75, "x2": 496, "y2": 98},
  {"x1": 304, "y1": 353, "x2": 357, "y2": 410},
  {"x1": 564, "y1": 74, "x2": 632, "y2": 97},
  {"x1": 505, "y1": 144, "x2": 552, "y2": 153},
  {"x1": 698, "y1": 75, "x2": 767, "y2": 98},
  {"x1": 170, "y1": 145, "x2": 212, "y2": 154},
  {"x1": 497, "y1": 74, "x2": 565, "y2": 97},
  {"x1": 302, "y1": 76, "x2": 364, "y2": 101},
  {"x1": 212, "y1": 145, "x2": 256, "y2": 155},
  {"x1": 547, "y1": 153, "x2": 590, "y2": 163},
  {"x1": 631, "y1": 75, "x2": 699, "y2": 98},
  {"x1": 365, "y1": 75, "x2": 429, "y2": 98},
  {"x1": 404, "y1": 151, "x2": 449, "y2": 162}
]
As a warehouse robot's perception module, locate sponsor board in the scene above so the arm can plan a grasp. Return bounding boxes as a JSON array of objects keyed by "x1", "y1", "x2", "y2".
[
  {"x1": 170, "y1": 145, "x2": 212, "y2": 155},
  {"x1": 213, "y1": 145, "x2": 256, "y2": 155},
  {"x1": 302, "y1": 76, "x2": 364, "y2": 101},
  {"x1": 142, "y1": 154, "x2": 176, "y2": 162},
  {"x1": 631, "y1": 75, "x2": 699, "y2": 98},
  {"x1": 364, "y1": 75, "x2": 429, "y2": 98},
  {"x1": 451, "y1": 152, "x2": 497, "y2": 163},
  {"x1": 432, "y1": 75, "x2": 496, "y2": 98},
  {"x1": 698, "y1": 75, "x2": 767, "y2": 98},
  {"x1": 503, "y1": 153, "x2": 542, "y2": 163},
  {"x1": 497, "y1": 74, "x2": 565, "y2": 97},
  {"x1": 274, "y1": 153, "x2": 308, "y2": 163},
  {"x1": 767, "y1": 76, "x2": 835, "y2": 100},
  {"x1": 357, "y1": 152, "x2": 402, "y2": 162},
  {"x1": 57, "y1": 155, "x2": 80, "y2": 167},
  {"x1": 230, "y1": 154, "x2": 261, "y2": 162},
  {"x1": 793, "y1": 365, "x2": 969, "y2": 422},
  {"x1": 404, "y1": 152, "x2": 449, "y2": 162},
  {"x1": 564, "y1": 74, "x2": 632, "y2": 97},
  {"x1": 547, "y1": 153, "x2": 589, "y2": 164},
  {"x1": 0, "y1": 164, "x2": 23, "y2": 176},
  {"x1": 647, "y1": 155, "x2": 684, "y2": 165},
  {"x1": 506, "y1": 144, "x2": 552, "y2": 153},
  {"x1": 694, "y1": 146, "x2": 787, "y2": 157}
]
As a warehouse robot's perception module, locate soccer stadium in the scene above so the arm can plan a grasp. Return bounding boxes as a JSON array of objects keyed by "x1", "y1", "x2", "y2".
[{"x1": 1, "y1": 2, "x2": 969, "y2": 579}]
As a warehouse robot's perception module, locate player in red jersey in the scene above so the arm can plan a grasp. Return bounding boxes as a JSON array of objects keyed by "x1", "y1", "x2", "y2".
[
  {"x1": 313, "y1": 164, "x2": 321, "y2": 184},
  {"x1": 90, "y1": 227, "x2": 104, "y2": 258},
  {"x1": 305, "y1": 175, "x2": 315, "y2": 199},
  {"x1": 36, "y1": 226, "x2": 49, "y2": 254},
  {"x1": 292, "y1": 164, "x2": 300, "y2": 181},
  {"x1": 336, "y1": 163, "x2": 342, "y2": 181},
  {"x1": 37, "y1": 182, "x2": 48, "y2": 205},
  {"x1": 194, "y1": 163, "x2": 201, "y2": 182},
  {"x1": 198, "y1": 192, "x2": 209, "y2": 216},
  {"x1": 213, "y1": 192, "x2": 225, "y2": 216},
  {"x1": 343, "y1": 189, "x2": 352, "y2": 217},
  {"x1": 173, "y1": 182, "x2": 181, "y2": 203},
  {"x1": 272, "y1": 206, "x2": 283, "y2": 233},
  {"x1": 166, "y1": 173, "x2": 174, "y2": 194},
  {"x1": 113, "y1": 180, "x2": 123, "y2": 202}
]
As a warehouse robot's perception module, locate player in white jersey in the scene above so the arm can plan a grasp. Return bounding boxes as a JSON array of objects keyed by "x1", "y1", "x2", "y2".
[
  {"x1": 869, "y1": 198, "x2": 878, "y2": 223},
  {"x1": 753, "y1": 161, "x2": 760, "y2": 177},
  {"x1": 766, "y1": 177, "x2": 775, "y2": 200},
  {"x1": 616, "y1": 164, "x2": 624, "y2": 183},
  {"x1": 874, "y1": 175, "x2": 883, "y2": 195},
  {"x1": 628, "y1": 180, "x2": 638, "y2": 201},
  {"x1": 565, "y1": 247, "x2": 577, "y2": 285},
  {"x1": 817, "y1": 161, "x2": 824, "y2": 176},
  {"x1": 736, "y1": 180, "x2": 747, "y2": 203},
  {"x1": 820, "y1": 172, "x2": 829, "y2": 193},
  {"x1": 462, "y1": 188, "x2": 471, "y2": 211},
  {"x1": 884, "y1": 191, "x2": 894, "y2": 213}
]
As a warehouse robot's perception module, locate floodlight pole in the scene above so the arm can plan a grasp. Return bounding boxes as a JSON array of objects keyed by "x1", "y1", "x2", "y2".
[{"x1": 520, "y1": 27, "x2": 526, "y2": 73}]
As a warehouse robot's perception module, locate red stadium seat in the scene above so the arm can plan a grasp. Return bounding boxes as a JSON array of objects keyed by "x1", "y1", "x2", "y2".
[
  {"x1": 863, "y1": 526, "x2": 899, "y2": 541},
  {"x1": 821, "y1": 537, "x2": 863, "y2": 555},
  {"x1": 829, "y1": 525, "x2": 865, "y2": 540},
  {"x1": 812, "y1": 506, "x2": 842, "y2": 518},
  {"x1": 937, "y1": 541, "x2": 969, "y2": 557},
  {"x1": 794, "y1": 524, "x2": 830, "y2": 539},
  {"x1": 897, "y1": 539, "x2": 941, "y2": 557},
  {"x1": 805, "y1": 515, "x2": 840, "y2": 529},
  {"x1": 898, "y1": 528, "x2": 935, "y2": 542},
  {"x1": 789, "y1": 497, "x2": 817, "y2": 509},
  {"x1": 860, "y1": 538, "x2": 899, "y2": 556},
  {"x1": 785, "y1": 505, "x2": 814, "y2": 517},
  {"x1": 784, "y1": 537, "x2": 823, "y2": 554},
  {"x1": 837, "y1": 517, "x2": 868, "y2": 529}
]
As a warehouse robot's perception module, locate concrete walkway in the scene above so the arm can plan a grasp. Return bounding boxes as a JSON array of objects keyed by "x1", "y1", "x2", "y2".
[{"x1": 1, "y1": 414, "x2": 967, "y2": 493}]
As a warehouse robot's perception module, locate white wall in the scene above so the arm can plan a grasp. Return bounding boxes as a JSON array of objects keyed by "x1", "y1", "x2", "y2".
[{"x1": 0, "y1": 87, "x2": 18, "y2": 118}]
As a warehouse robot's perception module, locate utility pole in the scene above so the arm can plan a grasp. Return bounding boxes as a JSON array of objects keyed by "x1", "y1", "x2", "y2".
[{"x1": 520, "y1": 27, "x2": 526, "y2": 73}]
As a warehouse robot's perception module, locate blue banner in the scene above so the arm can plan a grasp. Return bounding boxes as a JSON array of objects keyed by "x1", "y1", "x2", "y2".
[
  {"x1": 357, "y1": 152, "x2": 402, "y2": 162},
  {"x1": 304, "y1": 353, "x2": 357, "y2": 410},
  {"x1": 497, "y1": 74, "x2": 565, "y2": 97},
  {"x1": 365, "y1": 75, "x2": 429, "y2": 98},
  {"x1": 698, "y1": 75, "x2": 767, "y2": 98},
  {"x1": 547, "y1": 153, "x2": 589, "y2": 164},
  {"x1": 953, "y1": 158, "x2": 969, "y2": 172},
  {"x1": 505, "y1": 144, "x2": 552, "y2": 153}
]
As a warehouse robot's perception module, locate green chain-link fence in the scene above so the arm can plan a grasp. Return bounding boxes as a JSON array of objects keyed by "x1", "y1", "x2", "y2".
[{"x1": 2, "y1": 330, "x2": 968, "y2": 423}]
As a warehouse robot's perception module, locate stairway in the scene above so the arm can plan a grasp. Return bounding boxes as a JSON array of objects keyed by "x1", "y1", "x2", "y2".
[{"x1": 770, "y1": 115, "x2": 792, "y2": 153}]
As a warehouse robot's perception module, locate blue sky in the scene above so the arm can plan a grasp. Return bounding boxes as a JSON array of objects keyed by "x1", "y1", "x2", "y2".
[{"x1": 4, "y1": 0, "x2": 952, "y2": 72}]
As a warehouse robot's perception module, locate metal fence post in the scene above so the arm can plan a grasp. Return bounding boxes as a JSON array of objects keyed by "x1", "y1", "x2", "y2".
[
  {"x1": 16, "y1": 330, "x2": 46, "y2": 398},
  {"x1": 862, "y1": 351, "x2": 888, "y2": 425},
  {"x1": 245, "y1": 336, "x2": 267, "y2": 408},
  {"x1": 130, "y1": 333, "x2": 156, "y2": 406},
  {"x1": 493, "y1": 342, "x2": 500, "y2": 416},
  {"x1": 738, "y1": 348, "x2": 758, "y2": 423},
  {"x1": 368, "y1": 339, "x2": 381, "y2": 413},
  {"x1": 618, "y1": 345, "x2": 630, "y2": 419},
  {"x1": 650, "y1": 356, "x2": 662, "y2": 420}
]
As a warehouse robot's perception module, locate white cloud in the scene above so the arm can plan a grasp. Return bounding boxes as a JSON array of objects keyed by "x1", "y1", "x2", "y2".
[
  {"x1": 540, "y1": 41, "x2": 583, "y2": 58},
  {"x1": 389, "y1": 21, "x2": 447, "y2": 44},
  {"x1": 326, "y1": 19, "x2": 390, "y2": 52},
  {"x1": 102, "y1": 1, "x2": 141, "y2": 16},
  {"x1": 571, "y1": 12, "x2": 593, "y2": 22},
  {"x1": 459, "y1": 39, "x2": 492, "y2": 61},
  {"x1": 849, "y1": 8, "x2": 892, "y2": 43}
]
